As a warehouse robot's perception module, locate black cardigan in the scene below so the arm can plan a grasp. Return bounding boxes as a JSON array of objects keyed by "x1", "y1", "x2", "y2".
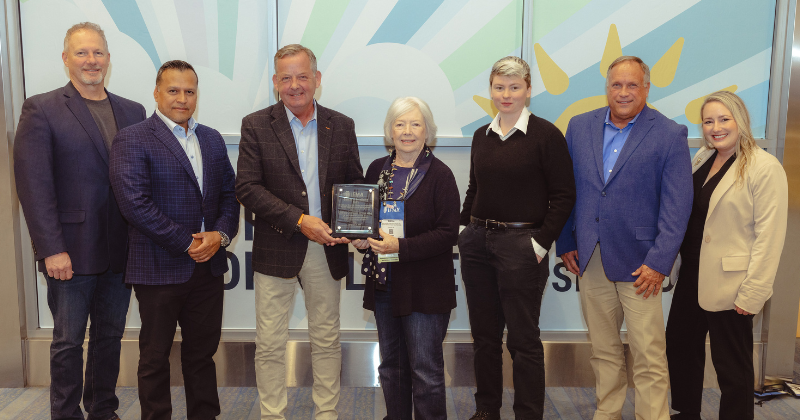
[{"x1": 362, "y1": 155, "x2": 460, "y2": 316}]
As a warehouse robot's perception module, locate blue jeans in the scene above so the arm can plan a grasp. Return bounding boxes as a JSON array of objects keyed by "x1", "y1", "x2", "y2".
[
  {"x1": 374, "y1": 282, "x2": 450, "y2": 420},
  {"x1": 46, "y1": 269, "x2": 131, "y2": 420}
]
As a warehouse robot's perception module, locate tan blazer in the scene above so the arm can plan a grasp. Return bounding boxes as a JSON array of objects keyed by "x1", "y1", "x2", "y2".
[{"x1": 671, "y1": 146, "x2": 788, "y2": 313}]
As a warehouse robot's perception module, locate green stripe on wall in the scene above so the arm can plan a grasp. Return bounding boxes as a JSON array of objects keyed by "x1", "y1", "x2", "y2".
[
  {"x1": 439, "y1": 0, "x2": 523, "y2": 91},
  {"x1": 218, "y1": 0, "x2": 239, "y2": 79},
  {"x1": 300, "y1": 0, "x2": 351, "y2": 58},
  {"x1": 531, "y1": 0, "x2": 593, "y2": 43}
]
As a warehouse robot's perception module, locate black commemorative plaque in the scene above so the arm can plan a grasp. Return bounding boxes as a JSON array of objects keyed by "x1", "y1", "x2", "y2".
[{"x1": 331, "y1": 184, "x2": 380, "y2": 238}]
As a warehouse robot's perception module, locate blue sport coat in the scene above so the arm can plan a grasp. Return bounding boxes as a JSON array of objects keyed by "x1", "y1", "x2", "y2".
[
  {"x1": 14, "y1": 82, "x2": 146, "y2": 274},
  {"x1": 110, "y1": 114, "x2": 239, "y2": 285},
  {"x1": 555, "y1": 106, "x2": 693, "y2": 281}
]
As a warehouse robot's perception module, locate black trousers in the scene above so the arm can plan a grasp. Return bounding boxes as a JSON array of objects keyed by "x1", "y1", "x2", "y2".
[
  {"x1": 458, "y1": 224, "x2": 549, "y2": 420},
  {"x1": 666, "y1": 259, "x2": 755, "y2": 420},
  {"x1": 134, "y1": 262, "x2": 224, "y2": 420}
]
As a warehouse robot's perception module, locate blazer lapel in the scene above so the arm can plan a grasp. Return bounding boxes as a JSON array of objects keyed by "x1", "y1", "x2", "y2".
[
  {"x1": 691, "y1": 147, "x2": 715, "y2": 174},
  {"x1": 150, "y1": 114, "x2": 201, "y2": 192},
  {"x1": 316, "y1": 105, "x2": 332, "y2": 191},
  {"x1": 63, "y1": 82, "x2": 110, "y2": 165},
  {"x1": 592, "y1": 108, "x2": 606, "y2": 183},
  {"x1": 270, "y1": 103, "x2": 302, "y2": 178},
  {"x1": 605, "y1": 106, "x2": 655, "y2": 186},
  {"x1": 197, "y1": 127, "x2": 214, "y2": 198},
  {"x1": 108, "y1": 92, "x2": 133, "y2": 133},
  {"x1": 706, "y1": 155, "x2": 738, "y2": 222}
]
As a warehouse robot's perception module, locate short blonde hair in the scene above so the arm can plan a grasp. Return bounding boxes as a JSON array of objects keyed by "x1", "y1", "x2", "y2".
[
  {"x1": 383, "y1": 97, "x2": 437, "y2": 144},
  {"x1": 64, "y1": 22, "x2": 108, "y2": 53},
  {"x1": 490, "y1": 56, "x2": 531, "y2": 88},
  {"x1": 700, "y1": 91, "x2": 758, "y2": 186}
]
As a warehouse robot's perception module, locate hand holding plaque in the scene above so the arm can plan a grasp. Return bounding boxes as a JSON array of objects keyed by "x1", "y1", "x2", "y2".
[{"x1": 331, "y1": 184, "x2": 381, "y2": 239}]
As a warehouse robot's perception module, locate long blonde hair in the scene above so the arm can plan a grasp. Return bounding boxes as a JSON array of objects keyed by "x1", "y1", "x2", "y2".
[{"x1": 700, "y1": 91, "x2": 757, "y2": 186}]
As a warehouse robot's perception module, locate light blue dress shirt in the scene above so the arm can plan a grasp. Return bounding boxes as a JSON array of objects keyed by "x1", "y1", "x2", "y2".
[
  {"x1": 155, "y1": 108, "x2": 204, "y2": 233},
  {"x1": 602, "y1": 108, "x2": 641, "y2": 183},
  {"x1": 285, "y1": 103, "x2": 322, "y2": 219}
]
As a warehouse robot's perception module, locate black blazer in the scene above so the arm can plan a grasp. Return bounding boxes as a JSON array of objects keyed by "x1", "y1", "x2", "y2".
[
  {"x1": 14, "y1": 82, "x2": 146, "y2": 274},
  {"x1": 362, "y1": 155, "x2": 460, "y2": 316},
  {"x1": 236, "y1": 101, "x2": 364, "y2": 279}
]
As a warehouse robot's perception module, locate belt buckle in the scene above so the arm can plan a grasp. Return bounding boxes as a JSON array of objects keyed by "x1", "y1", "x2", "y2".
[{"x1": 486, "y1": 219, "x2": 505, "y2": 230}]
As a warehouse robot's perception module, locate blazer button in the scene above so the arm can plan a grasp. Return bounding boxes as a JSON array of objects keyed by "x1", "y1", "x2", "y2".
[
  {"x1": 601, "y1": 191, "x2": 606, "y2": 197},
  {"x1": 704, "y1": 235, "x2": 711, "y2": 243},
  {"x1": 301, "y1": 191, "x2": 307, "y2": 197},
  {"x1": 595, "y1": 217, "x2": 599, "y2": 222}
]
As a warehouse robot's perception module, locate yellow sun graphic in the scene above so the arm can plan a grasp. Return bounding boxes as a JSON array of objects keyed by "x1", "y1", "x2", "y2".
[{"x1": 473, "y1": 24, "x2": 737, "y2": 134}]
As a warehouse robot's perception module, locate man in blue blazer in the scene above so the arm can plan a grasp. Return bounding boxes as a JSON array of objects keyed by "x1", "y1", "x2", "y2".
[
  {"x1": 110, "y1": 60, "x2": 239, "y2": 420},
  {"x1": 556, "y1": 56, "x2": 692, "y2": 420},
  {"x1": 14, "y1": 22, "x2": 146, "y2": 420}
]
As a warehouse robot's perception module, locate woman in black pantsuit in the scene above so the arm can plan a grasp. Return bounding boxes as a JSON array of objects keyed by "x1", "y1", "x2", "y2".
[{"x1": 666, "y1": 91, "x2": 788, "y2": 420}]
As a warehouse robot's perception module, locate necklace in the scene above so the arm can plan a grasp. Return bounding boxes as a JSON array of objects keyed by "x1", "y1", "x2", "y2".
[{"x1": 387, "y1": 154, "x2": 413, "y2": 201}]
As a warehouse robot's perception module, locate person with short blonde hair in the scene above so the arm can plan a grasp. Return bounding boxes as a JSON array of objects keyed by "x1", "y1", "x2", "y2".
[
  {"x1": 459, "y1": 56, "x2": 575, "y2": 420},
  {"x1": 666, "y1": 91, "x2": 788, "y2": 420}
]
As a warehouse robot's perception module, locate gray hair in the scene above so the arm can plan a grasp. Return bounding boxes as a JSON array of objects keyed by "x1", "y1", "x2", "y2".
[
  {"x1": 490, "y1": 56, "x2": 531, "y2": 88},
  {"x1": 63, "y1": 22, "x2": 108, "y2": 53},
  {"x1": 383, "y1": 97, "x2": 438, "y2": 144},
  {"x1": 274, "y1": 44, "x2": 318, "y2": 74},
  {"x1": 606, "y1": 56, "x2": 650, "y2": 88}
]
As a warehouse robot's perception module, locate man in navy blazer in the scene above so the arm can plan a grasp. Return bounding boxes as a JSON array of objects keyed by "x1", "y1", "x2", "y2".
[
  {"x1": 556, "y1": 56, "x2": 692, "y2": 420},
  {"x1": 110, "y1": 60, "x2": 239, "y2": 420},
  {"x1": 14, "y1": 22, "x2": 145, "y2": 420}
]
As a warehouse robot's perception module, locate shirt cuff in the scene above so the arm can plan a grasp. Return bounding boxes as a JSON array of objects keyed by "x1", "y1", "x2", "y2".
[
  {"x1": 459, "y1": 225, "x2": 466, "y2": 233},
  {"x1": 185, "y1": 237, "x2": 194, "y2": 253},
  {"x1": 531, "y1": 238, "x2": 548, "y2": 258}
]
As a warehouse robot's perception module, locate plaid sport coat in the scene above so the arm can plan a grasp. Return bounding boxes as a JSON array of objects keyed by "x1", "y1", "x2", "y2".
[
  {"x1": 236, "y1": 101, "x2": 364, "y2": 279},
  {"x1": 110, "y1": 114, "x2": 240, "y2": 285}
]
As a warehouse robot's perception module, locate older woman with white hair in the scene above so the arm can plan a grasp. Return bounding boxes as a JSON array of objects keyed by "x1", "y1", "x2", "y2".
[
  {"x1": 666, "y1": 91, "x2": 788, "y2": 420},
  {"x1": 351, "y1": 97, "x2": 460, "y2": 420},
  {"x1": 458, "y1": 56, "x2": 575, "y2": 420}
]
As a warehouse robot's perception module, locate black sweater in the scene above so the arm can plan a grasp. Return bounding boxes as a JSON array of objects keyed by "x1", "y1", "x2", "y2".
[
  {"x1": 459, "y1": 114, "x2": 576, "y2": 250},
  {"x1": 362, "y1": 155, "x2": 460, "y2": 316}
]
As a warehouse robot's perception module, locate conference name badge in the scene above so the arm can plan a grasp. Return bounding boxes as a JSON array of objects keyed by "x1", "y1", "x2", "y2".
[{"x1": 378, "y1": 200, "x2": 404, "y2": 263}]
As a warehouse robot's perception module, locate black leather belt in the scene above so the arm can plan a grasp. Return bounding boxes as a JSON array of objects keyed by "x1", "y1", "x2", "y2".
[{"x1": 471, "y1": 216, "x2": 541, "y2": 230}]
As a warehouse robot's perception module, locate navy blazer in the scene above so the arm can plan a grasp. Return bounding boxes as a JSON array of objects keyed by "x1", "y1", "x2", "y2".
[
  {"x1": 14, "y1": 82, "x2": 146, "y2": 274},
  {"x1": 555, "y1": 106, "x2": 693, "y2": 281},
  {"x1": 109, "y1": 114, "x2": 239, "y2": 285}
]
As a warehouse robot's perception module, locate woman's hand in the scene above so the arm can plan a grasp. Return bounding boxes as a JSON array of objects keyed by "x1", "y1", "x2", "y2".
[
  {"x1": 367, "y1": 229, "x2": 400, "y2": 254},
  {"x1": 351, "y1": 239, "x2": 370, "y2": 249},
  {"x1": 735, "y1": 305, "x2": 752, "y2": 315}
]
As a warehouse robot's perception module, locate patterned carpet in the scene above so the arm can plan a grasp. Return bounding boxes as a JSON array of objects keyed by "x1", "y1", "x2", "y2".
[{"x1": 1, "y1": 339, "x2": 799, "y2": 419}]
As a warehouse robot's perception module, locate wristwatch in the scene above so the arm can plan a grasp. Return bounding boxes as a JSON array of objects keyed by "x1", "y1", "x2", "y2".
[{"x1": 217, "y1": 231, "x2": 231, "y2": 247}]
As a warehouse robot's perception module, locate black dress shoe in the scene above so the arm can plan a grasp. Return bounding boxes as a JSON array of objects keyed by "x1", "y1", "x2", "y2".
[{"x1": 470, "y1": 410, "x2": 501, "y2": 420}]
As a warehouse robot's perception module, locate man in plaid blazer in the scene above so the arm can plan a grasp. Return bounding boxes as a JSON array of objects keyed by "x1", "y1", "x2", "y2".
[
  {"x1": 110, "y1": 60, "x2": 239, "y2": 420},
  {"x1": 236, "y1": 44, "x2": 364, "y2": 420}
]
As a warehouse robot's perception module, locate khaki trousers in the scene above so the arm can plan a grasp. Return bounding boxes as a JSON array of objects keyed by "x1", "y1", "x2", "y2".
[
  {"x1": 580, "y1": 244, "x2": 669, "y2": 420},
  {"x1": 254, "y1": 242, "x2": 342, "y2": 420}
]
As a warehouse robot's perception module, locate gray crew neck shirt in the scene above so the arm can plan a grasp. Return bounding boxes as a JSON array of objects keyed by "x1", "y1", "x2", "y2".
[{"x1": 83, "y1": 97, "x2": 118, "y2": 152}]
